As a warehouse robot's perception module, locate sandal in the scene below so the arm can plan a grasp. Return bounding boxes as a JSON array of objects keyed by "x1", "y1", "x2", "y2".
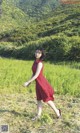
[
  {"x1": 57, "y1": 109, "x2": 61, "y2": 119},
  {"x1": 32, "y1": 115, "x2": 40, "y2": 121}
]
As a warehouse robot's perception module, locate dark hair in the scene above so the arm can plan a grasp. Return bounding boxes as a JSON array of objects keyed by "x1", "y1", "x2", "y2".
[
  {"x1": 36, "y1": 49, "x2": 45, "y2": 60},
  {"x1": 40, "y1": 49, "x2": 45, "y2": 60}
]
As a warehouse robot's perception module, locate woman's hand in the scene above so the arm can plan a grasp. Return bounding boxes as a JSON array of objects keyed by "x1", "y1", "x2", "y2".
[{"x1": 23, "y1": 82, "x2": 30, "y2": 87}]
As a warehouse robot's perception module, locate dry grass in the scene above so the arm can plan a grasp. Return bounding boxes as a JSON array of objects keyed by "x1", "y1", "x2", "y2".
[{"x1": 0, "y1": 92, "x2": 80, "y2": 133}]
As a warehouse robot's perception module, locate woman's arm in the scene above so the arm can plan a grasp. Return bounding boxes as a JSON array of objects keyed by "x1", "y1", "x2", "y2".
[{"x1": 24, "y1": 62, "x2": 43, "y2": 87}]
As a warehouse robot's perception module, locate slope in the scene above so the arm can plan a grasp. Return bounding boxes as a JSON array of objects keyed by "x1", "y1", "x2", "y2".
[
  {"x1": 0, "y1": 0, "x2": 29, "y2": 34},
  {"x1": 0, "y1": 1, "x2": 80, "y2": 61}
]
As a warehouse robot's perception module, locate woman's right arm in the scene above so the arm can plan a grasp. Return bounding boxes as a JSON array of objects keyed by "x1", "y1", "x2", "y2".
[{"x1": 24, "y1": 62, "x2": 43, "y2": 87}]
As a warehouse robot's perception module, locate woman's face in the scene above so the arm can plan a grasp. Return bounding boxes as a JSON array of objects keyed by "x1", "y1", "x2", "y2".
[{"x1": 35, "y1": 50, "x2": 42, "y2": 59}]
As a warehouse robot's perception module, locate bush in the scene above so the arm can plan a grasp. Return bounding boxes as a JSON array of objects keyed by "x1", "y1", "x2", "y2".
[{"x1": 0, "y1": 35, "x2": 80, "y2": 61}]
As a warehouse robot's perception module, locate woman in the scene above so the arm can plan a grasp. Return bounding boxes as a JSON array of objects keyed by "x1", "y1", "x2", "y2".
[{"x1": 24, "y1": 49, "x2": 61, "y2": 120}]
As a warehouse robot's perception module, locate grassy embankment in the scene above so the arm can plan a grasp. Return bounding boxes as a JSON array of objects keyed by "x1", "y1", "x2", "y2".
[{"x1": 0, "y1": 58, "x2": 80, "y2": 96}]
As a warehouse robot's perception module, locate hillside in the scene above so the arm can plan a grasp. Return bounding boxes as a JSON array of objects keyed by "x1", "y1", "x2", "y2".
[
  {"x1": 0, "y1": 0, "x2": 29, "y2": 33},
  {"x1": 0, "y1": 0, "x2": 80, "y2": 61},
  {"x1": 18, "y1": 0, "x2": 59, "y2": 19},
  {"x1": 0, "y1": 0, "x2": 59, "y2": 20}
]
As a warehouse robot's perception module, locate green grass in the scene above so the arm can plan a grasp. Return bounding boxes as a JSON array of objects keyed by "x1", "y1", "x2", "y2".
[
  {"x1": 0, "y1": 58, "x2": 80, "y2": 133},
  {"x1": 0, "y1": 58, "x2": 80, "y2": 97}
]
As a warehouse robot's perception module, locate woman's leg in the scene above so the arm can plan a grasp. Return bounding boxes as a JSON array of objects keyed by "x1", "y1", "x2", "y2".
[
  {"x1": 47, "y1": 100, "x2": 60, "y2": 117},
  {"x1": 32, "y1": 100, "x2": 42, "y2": 120},
  {"x1": 37, "y1": 100, "x2": 42, "y2": 117}
]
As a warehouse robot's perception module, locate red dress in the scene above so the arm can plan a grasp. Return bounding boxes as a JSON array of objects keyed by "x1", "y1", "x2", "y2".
[{"x1": 32, "y1": 60, "x2": 54, "y2": 102}]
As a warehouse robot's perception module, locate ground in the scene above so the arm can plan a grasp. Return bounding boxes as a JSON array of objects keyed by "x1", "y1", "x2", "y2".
[{"x1": 0, "y1": 92, "x2": 80, "y2": 133}]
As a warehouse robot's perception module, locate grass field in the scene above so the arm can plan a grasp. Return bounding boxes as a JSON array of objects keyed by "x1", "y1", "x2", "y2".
[
  {"x1": 0, "y1": 58, "x2": 80, "y2": 133},
  {"x1": 0, "y1": 57, "x2": 80, "y2": 96},
  {"x1": 0, "y1": 93, "x2": 80, "y2": 133}
]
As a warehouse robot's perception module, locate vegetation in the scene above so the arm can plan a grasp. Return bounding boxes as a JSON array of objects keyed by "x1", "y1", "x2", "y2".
[
  {"x1": 0, "y1": 93, "x2": 80, "y2": 133},
  {"x1": 0, "y1": 58, "x2": 80, "y2": 97},
  {"x1": 0, "y1": 1, "x2": 80, "y2": 132},
  {"x1": 18, "y1": 0, "x2": 59, "y2": 19},
  {"x1": 0, "y1": 58, "x2": 80, "y2": 133},
  {"x1": 0, "y1": 0, "x2": 80, "y2": 61}
]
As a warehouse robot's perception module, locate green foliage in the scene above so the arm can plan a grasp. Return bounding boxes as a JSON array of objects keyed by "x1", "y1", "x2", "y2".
[
  {"x1": 41, "y1": 113, "x2": 53, "y2": 124},
  {"x1": 0, "y1": 0, "x2": 29, "y2": 33},
  {"x1": 0, "y1": 1, "x2": 80, "y2": 61},
  {"x1": 18, "y1": 0, "x2": 59, "y2": 19}
]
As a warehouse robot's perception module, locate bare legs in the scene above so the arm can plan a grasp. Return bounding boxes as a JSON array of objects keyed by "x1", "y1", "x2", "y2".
[
  {"x1": 37, "y1": 100, "x2": 42, "y2": 117},
  {"x1": 37, "y1": 100, "x2": 60, "y2": 117},
  {"x1": 32, "y1": 100, "x2": 42, "y2": 120},
  {"x1": 47, "y1": 100, "x2": 60, "y2": 117},
  {"x1": 32, "y1": 100, "x2": 60, "y2": 120}
]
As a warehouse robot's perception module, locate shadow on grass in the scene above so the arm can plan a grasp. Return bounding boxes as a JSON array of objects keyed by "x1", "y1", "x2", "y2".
[
  {"x1": 0, "y1": 109, "x2": 33, "y2": 118},
  {"x1": 0, "y1": 109, "x2": 21, "y2": 116}
]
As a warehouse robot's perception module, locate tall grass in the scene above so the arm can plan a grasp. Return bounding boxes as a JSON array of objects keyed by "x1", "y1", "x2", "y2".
[
  {"x1": 0, "y1": 58, "x2": 80, "y2": 97},
  {"x1": 45, "y1": 62, "x2": 80, "y2": 97}
]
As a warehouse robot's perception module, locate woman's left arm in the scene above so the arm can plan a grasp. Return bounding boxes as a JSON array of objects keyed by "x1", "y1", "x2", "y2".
[{"x1": 24, "y1": 62, "x2": 43, "y2": 87}]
